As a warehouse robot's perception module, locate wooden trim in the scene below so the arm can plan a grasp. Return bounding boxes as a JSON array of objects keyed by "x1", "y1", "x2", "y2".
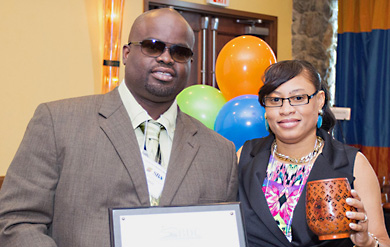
[
  {"x1": 145, "y1": 0, "x2": 277, "y2": 21},
  {"x1": 0, "y1": 176, "x2": 4, "y2": 190}
]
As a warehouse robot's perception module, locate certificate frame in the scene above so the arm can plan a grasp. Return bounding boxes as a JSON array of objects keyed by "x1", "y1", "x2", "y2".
[{"x1": 109, "y1": 202, "x2": 247, "y2": 247}]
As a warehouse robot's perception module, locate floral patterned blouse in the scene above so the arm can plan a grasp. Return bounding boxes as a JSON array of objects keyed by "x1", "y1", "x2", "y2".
[{"x1": 262, "y1": 154, "x2": 314, "y2": 241}]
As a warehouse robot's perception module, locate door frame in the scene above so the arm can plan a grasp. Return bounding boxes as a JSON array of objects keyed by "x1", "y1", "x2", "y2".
[{"x1": 144, "y1": 0, "x2": 278, "y2": 56}]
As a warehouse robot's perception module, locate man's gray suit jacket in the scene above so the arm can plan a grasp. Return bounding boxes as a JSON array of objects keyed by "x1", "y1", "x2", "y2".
[{"x1": 0, "y1": 88, "x2": 238, "y2": 247}]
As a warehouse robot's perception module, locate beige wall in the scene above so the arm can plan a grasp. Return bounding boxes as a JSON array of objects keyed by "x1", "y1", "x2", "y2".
[{"x1": 0, "y1": 0, "x2": 292, "y2": 176}]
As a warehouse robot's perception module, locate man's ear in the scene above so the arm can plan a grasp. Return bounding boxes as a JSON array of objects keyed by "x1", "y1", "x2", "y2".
[{"x1": 122, "y1": 45, "x2": 130, "y2": 65}]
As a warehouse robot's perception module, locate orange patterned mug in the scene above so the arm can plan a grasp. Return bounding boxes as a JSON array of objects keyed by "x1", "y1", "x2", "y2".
[{"x1": 306, "y1": 177, "x2": 357, "y2": 240}]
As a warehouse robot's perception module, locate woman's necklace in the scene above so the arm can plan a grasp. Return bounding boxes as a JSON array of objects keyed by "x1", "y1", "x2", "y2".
[{"x1": 272, "y1": 136, "x2": 324, "y2": 164}]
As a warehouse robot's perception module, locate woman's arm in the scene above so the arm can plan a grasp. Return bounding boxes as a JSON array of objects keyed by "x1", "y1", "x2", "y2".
[{"x1": 350, "y1": 152, "x2": 390, "y2": 247}]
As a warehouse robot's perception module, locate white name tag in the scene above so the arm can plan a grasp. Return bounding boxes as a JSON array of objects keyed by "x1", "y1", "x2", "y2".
[{"x1": 142, "y1": 150, "x2": 166, "y2": 200}]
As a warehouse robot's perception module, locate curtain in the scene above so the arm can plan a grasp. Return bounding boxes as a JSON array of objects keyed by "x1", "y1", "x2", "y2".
[{"x1": 335, "y1": 0, "x2": 390, "y2": 179}]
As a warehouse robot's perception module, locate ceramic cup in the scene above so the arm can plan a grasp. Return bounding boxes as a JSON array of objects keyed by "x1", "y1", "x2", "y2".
[{"x1": 306, "y1": 177, "x2": 356, "y2": 240}]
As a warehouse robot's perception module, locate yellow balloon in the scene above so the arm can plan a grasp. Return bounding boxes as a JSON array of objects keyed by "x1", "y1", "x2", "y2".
[{"x1": 216, "y1": 35, "x2": 277, "y2": 101}]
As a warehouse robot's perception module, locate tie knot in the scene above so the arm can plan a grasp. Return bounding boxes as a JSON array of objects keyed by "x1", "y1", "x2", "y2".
[{"x1": 140, "y1": 120, "x2": 163, "y2": 140}]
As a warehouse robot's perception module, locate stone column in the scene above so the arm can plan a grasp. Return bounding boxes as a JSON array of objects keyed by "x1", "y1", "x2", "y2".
[{"x1": 292, "y1": 0, "x2": 338, "y2": 102}]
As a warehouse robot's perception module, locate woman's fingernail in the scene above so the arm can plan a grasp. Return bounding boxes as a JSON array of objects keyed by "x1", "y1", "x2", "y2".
[
  {"x1": 346, "y1": 211, "x2": 353, "y2": 217},
  {"x1": 346, "y1": 198, "x2": 352, "y2": 203}
]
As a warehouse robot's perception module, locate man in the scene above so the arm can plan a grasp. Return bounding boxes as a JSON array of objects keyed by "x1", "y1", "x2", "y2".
[{"x1": 0, "y1": 8, "x2": 238, "y2": 247}]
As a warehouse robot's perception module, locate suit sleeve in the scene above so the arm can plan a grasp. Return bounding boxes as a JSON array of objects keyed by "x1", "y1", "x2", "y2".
[
  {"x1": 0, "y1": 103, "x2": 58, "y2": 246},
  {"x1": 226, "y1": 140, "x2": 239, "y2": 202}
]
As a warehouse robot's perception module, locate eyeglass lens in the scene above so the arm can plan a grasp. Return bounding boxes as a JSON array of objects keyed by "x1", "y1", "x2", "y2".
[
  {"x1": 264, "y1": 95, "x2": 309, "y2": 107},
  {"x1": 140, "y1": 39, "x2": 193, "y2": 63}
]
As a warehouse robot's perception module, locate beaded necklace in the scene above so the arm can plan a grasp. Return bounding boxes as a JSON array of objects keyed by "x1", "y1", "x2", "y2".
[{"x1": 272, "y1": 136, "x2": 324, "y2": 164}]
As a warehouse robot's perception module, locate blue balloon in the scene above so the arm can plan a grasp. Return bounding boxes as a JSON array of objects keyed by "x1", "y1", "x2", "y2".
[{"x1": 214, "y1": 95, "x2": 269, "y2": 151}]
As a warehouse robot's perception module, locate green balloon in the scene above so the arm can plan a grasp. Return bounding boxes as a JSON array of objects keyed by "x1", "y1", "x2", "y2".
[{"x1": 177, "y1": 85, "x2": 227, "y2": 129}]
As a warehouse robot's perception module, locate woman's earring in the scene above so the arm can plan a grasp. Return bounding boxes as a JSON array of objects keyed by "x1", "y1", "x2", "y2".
[
  {"x1": 317, "y1": 109, "x2": 323, "y2": 128},
  {"x1": 265, "y1": 113, "x2": 269, "y2": 131}
]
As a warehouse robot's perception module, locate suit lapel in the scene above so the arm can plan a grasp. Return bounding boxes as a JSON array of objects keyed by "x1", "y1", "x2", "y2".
[
  {"x1": 159, "y1": 111, "x2": 200, "y2": 206},
  {"x1": 98, "y1": 88, "x2": 150, "y2": 206},
  {"x1": 242, "y1": 136, "x2": 292, "y2": 247}
]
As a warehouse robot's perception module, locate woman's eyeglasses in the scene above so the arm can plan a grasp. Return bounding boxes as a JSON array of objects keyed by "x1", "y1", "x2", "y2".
[
  {"x1": 128, "y1": 39, "x2": 193, "y2": 63},
  {"x1": 263, "y1": 90, "x2": 319, "y2": 107}
]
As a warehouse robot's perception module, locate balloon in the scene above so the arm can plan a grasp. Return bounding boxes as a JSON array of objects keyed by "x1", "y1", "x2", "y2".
[
  {"x1": 216, "y1": 35, "x2": 277, "y2": 101},
  {"x1": 177, "y1": 85, "x2": 227, "y2": 129},
  {"x1": 214, "y1": 95, "x2": 268, "y2": 151}
]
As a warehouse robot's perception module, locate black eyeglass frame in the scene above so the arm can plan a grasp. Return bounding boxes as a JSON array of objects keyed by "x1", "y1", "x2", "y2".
[
  {"x1": 128, "y1": 39, "x2": 193, "y2": 63},
  {"x1": 263, "y1": 90, "x2": 320, "y2": 107}
]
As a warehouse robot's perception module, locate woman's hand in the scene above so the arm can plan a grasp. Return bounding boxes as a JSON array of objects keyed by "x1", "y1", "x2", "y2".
[{"x1": 347, "y1": 189, "x2": 375, "y2": 247}]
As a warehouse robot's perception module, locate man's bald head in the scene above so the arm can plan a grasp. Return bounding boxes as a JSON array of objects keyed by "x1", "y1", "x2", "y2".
[
  {"x1": 122, "y1": 7, "x2": 195, "y2": 117},
  {"x1": 128, "y1": 8, "x2": 195, "y2": 48}
]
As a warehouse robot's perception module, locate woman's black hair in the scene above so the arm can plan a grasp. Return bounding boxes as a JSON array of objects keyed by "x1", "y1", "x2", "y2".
[{"x1": 258, "y1": 60, "x2": 336, "y2": 132}]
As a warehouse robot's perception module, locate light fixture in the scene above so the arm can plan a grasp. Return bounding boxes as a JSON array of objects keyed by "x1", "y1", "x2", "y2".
[{"x1": 102, "y1": 0, "x2": 125, "y2": 93}]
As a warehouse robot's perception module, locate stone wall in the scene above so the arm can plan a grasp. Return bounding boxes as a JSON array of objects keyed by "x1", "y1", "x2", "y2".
[{"x1": 292, "y1": 0, "x2": 338, "y2": 99}]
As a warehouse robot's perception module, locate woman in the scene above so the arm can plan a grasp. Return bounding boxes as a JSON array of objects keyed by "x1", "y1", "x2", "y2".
[{"x1": 238, "y1": 60, "x2": 390, "y2": 246}]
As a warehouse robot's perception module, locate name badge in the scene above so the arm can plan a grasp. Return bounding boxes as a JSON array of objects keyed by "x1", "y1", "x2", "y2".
[{"x1": 142, "y1": 150, "x2": 166, "y2": 199}]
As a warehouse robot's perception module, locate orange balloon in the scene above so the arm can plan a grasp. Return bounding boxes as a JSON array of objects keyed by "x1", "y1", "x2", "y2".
[{"x1": 216, "y1": 35, "x2": 277, "y2": 101}]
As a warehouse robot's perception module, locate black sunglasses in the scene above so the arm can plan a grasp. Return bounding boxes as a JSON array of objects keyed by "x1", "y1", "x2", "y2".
[{"x1": 128, "y1": 39, "x2": 193, "y2": 63}]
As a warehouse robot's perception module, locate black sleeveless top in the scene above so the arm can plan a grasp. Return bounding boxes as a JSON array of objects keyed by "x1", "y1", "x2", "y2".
[{"x1": 238, "y1": 129, "x2": 358, "y2": 247}]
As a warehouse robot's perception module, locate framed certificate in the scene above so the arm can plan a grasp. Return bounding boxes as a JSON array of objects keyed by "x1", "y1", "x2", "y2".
[{"x1": 109, "y1": 202, "x2": 247, "y2": 247}]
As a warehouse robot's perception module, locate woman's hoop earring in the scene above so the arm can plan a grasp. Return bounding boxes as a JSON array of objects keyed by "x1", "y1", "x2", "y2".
[{"x1": 317, "y1": 109, "x2": 323, "y2": 129}]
